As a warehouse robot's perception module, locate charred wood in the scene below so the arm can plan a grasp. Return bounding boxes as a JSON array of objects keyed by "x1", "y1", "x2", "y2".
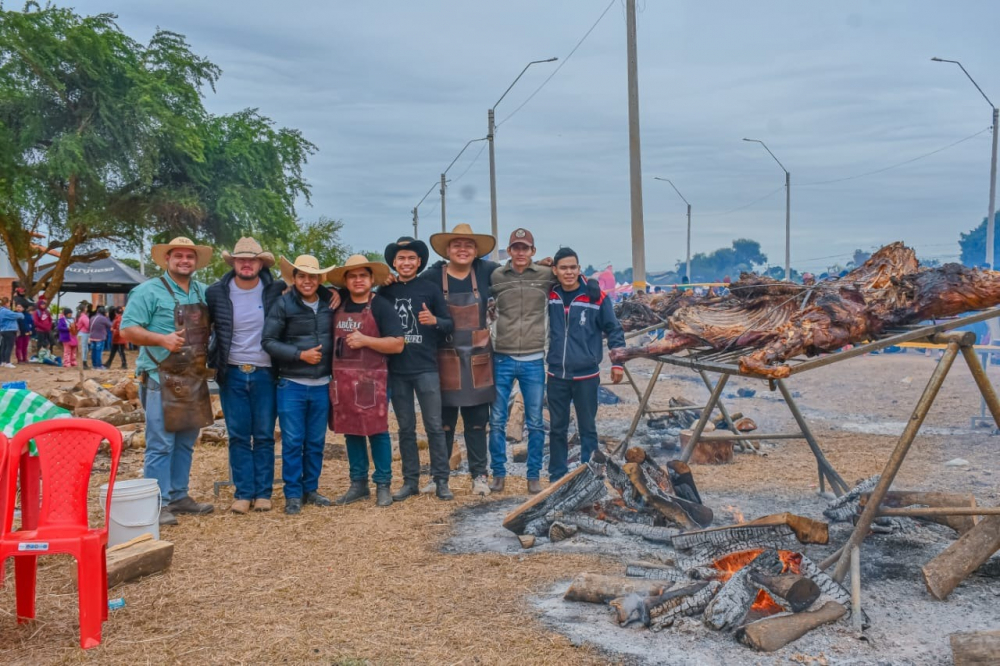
[
  {"x1": 823, "y1": 475, "x2": 880, "y2": 522},
  {"x1": 703, "y1": 549, "x2": 784, "y2": 631},
  {"x1": 548, "y1": 522, "x2": 579, "y2": 542},
  {"x1": 615, "y1": 523, "x2": 679, "y2": 545},
  {"x1": 749, "y1": 573, "x2": 822, "y2": 613},
  {"x1": 563, "y1": 573, "x2": 668, "y2": 605},
  {"x1": 672, "y1": 523, "x2": 796, "y2": 552},
  {"x1": 584, "y1": 500, "x2": 656, "y2": 526},
  {"x1": 625, "y1": 561, "x2": 691, "y2": 582},
  {"x1": 502, "y1": 463, "x2": 606, "y2": 536},
  {"x1": 648, "y1": 581, "x2": 721, "y2": 631},
  {"x1": 797, "y1": 555, "x2": 865, "y2": 625},
  {"x1": 737, "y1": 601, "x2": 847, "y2": 652},
  {"x1": 859, "y1": 491, "x2": 979, "y2": 534}
]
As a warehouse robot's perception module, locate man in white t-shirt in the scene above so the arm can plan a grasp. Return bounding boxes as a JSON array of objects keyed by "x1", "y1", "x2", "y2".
[{"x1": 206, "y1": 238, "x2": 285, "y2": 514}]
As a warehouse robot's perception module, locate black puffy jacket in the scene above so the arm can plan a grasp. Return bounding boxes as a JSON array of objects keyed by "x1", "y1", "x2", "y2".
[
  {"x1": 206, "y1": 269, "x2": 285, "y2": 385},
  {"x1": 261, "y1": 288, "x2": 334, "y2": 380}
]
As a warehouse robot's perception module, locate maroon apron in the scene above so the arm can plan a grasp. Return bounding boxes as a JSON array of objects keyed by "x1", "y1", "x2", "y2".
[
  {"x1": 330, "y1": 296, "x2": 389, "y2": 436},
  {"x1": 438, "y1": 265, "x2": 495, "y2": 407}
]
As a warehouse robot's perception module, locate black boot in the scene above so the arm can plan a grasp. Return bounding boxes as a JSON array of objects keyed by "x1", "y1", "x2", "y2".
[
  {"x1": 376, "y1": 483, "x2": 393, "y2": 507},
  {"x1": 392, "y1": 481, "x2": 419, "y2": 502},
  {"x1": 435, "y1": 479, "x2": 454, "y2": 501},
  {"x1": 334, "y1": 481, "x2": 369, "y2": 506},
  {"x1": 303, "y1": 491, "x2": 332, "y2": 507}
]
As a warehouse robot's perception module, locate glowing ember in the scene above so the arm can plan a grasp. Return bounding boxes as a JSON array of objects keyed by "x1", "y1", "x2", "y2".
[{"x1": 710, "y1": 549, "x2": 803, "y2": 616}]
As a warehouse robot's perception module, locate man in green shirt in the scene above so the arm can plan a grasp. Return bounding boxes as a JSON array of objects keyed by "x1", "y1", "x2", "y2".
[{"x1": 121, "y1": 237, "x2": 216, "y2": 526}]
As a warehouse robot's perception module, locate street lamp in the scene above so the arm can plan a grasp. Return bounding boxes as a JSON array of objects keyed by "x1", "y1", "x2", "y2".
[
  {"x1": 411, "y1": 181, "x2": 439, "y2": 240},
  {"x1": 932, "y1": 57, "x2": 998, "y2": 268},
  {"x1": 488, "y1": 57, "x2": 558, "y2": 260},
  {"x1": 743, "y1": 138, "x2": 791, "y2": 281},
  {"x1": 653, "y1": 177, "x2": 692, "y2": 282},
  {"x1": 440, "y1": 137, "x2": 488, "y2": 233}
]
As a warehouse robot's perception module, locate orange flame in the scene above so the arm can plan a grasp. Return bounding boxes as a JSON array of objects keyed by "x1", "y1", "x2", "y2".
[
  {"x1": 710, "y1": 549, "x2": 803, "y2": 616},
  {"x1": 722, "y1": 505, "x2": 746, "y2": 524}
]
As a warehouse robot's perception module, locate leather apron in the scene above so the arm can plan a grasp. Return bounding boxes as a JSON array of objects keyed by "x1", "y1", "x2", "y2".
[
  {"x1": 330, "y1": 295, "x2": 389, "y2": 436},
  {"x1": 438, "y1": 265, "x2": 495, "y2": 407},
  {"x1": 147, "y1": 277, "x2": 214, "y2": 432}
]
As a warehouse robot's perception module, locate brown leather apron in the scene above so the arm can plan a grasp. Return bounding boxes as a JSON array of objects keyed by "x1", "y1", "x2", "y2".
[
  {"x1": 438, "y1": 265, "x2": 495, "y2": 407},
  {"x1": 145, "y1": 277, "x2": 214, "y2": 432},
  {"x1": 330, "y1": 295, "x2": 389, "y2": 436}
]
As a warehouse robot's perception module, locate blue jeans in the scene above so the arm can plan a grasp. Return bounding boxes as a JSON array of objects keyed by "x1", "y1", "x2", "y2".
[
  {"x1": 489, "y1": 354, "x2": 546, "y2": 479},
  {"x1": 89, "y1": 340, "x2": 105, "y2": 368},
  {"x1": 220, "y1": 366, "x2": 277, "y2": 500},
  {"x1": 345, "y1": 432, "x2": 393, "y2": 485},
  {"x1": 276, "y1": 379, "x2": 329, "y2": 499},
  {"x1": 141, "y1": 377, "x2": 199, "y2": 506}
]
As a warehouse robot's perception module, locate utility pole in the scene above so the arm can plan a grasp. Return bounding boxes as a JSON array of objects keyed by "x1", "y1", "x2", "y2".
[
  {"x1": 412, "y1": 207, "x2": 419, "y2": 239},
  {"x1": 744, "y1": 138, "x2": 791, "y2": 281},
  {"x1": 653, "y1": 177, "x2": 691, "y2": 282},
  {"x1": 412, "y1": 181, "x2": 439, "y2": 241},
  {"x1": 625, "y1": 0, "x2": 646, "y2": 289},
  {"x1": 440, "y1": 173, "x2": 447, "y2": 233}
]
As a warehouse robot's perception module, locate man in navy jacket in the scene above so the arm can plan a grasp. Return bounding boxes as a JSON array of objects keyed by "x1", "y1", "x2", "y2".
[{"x1": 546, "y1": 247, "x2": 626, "y2": 481}]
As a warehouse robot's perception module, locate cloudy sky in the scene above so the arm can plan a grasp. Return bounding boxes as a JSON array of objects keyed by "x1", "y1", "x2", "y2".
[{"x1": 75, "y1": 0, "x2": 1000, "y2": 275}]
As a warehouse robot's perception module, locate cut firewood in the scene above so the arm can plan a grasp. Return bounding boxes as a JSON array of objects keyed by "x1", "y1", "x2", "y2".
[
  {"x1": 734, "y1": 417, "x2": 757, "y2": 432},
  {"x1": 672, "y1": 523, "x2": 795, "y2": 552},
  {"x1": 564, "y1": 573, "x2": 668, "y2": 604},
  {"x1": 859, "y1": 491, "x2": 979, "y2": 534},
  {"x1": 511, "y1": 443, "x2": 528, "y2": 463},
  {"x1": 624, "y1": 561, "x2": 691, "y2": 582},
  {"x1": 609, "y1": 593, "x2": 649, "y2": 627},
  {"x1": 950, "y1": 629, "x2": 1000, "y2": 666},
  {"x1": 749, "y1": 572, "x2": 821, "y2": 613},
  {"x1": 548, "y1": 521, "x2": 579, "y2": 542},
  {"x1": 648, "y1": 580, "x2": 721, "y2": 631},
  {"x1": 550, "y1": 512, "x2": 619, "y2": 537},
  {"x1": 737, "y1": 601, "x2": 847, "y2": 652},
  {"x1": 449, "y1": 447, "x2": 463, "y2": 471},
  {"x1": 622, "y1": 462, "x2": 701, "y2": 529},
  {"x1": 703, "y1": 549, "x2": 784, "y2": 631},
  {"x1": 506, "y1": 392, "x2": 524, "y2": 443},
  {"x1": 624, "y1": 447, "x2": 647, "y2": 464},
  {"x1": 82, "y1": 379, "x2": 124, "y2": 406},
  {"x1": 122, "y1": 429, "x2": 146, "y2": 449},
  {"x1": 110, "y1": 378, "x2": 139, "y2": 401},
  {"x1": 615, "y1": 522, "x2": 678, "y2": 545},
  {"x1": 75, "y1": 534, "x2": 174, "y2": 588},
  {"x1": 585, "y1": 499, "x2": 656, "y2": 526},
  {"x1": 922, "y1": 514, "x2": 1000, "y2": 600},
  {"x1": 665, "y1": 460, "x2": 702, "y2": 505},
  {"x1": 746, "y1": 513, "x2": 829, "y2": 545},
  {"x1": 517, "y1": 535, "x2": 535, "y2": 549},
  {"x1": 823, "y1": 475, "x2": 880, "y2": 522},
  {"x1": 502, "y1": 464, "x2": 606, "y2": 536},
  {"x1": 797, "y1": 555, "x2": 863, "y2": 625}
]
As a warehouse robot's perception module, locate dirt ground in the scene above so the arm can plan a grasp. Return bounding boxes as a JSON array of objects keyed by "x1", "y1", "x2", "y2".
[{"x1": 0, "y1": 347, "x2": 997, "y2": 664}]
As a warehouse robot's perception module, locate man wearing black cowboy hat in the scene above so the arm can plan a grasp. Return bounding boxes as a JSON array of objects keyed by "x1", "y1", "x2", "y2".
[{"x1": 379, "y1": 236, "x2": 455, "y2": 501}]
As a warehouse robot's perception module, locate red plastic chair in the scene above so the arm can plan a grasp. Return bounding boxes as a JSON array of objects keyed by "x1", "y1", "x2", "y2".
[{"x1": 0, "y1": 419, "x2": 122, "y2": 649}]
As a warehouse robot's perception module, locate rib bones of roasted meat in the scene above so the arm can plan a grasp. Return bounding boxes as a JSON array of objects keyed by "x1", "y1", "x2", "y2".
[{"x1": 610, "y1": 243, "x2": 1000, "y2": 378}]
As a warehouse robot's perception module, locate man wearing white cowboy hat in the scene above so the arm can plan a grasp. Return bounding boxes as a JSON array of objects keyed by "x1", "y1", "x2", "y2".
[
  {"x1": 122, "y1": 236, "x2": 217, "y2": 526},
  {"x1": 326, "y1": 255, "x2": 405, "y2": 507},
  {"x1": 262, "y1": 254, "x2": 337, "y2": 515},
  {"x1": 206, "y1": 237, "x2": 284, "y2": 514},
  {"x1": 421, "y1": 223, "x2": 500, "y2": 497}
]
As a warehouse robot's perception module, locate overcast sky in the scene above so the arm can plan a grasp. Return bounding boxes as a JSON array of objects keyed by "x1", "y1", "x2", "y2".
[{"x1": 74, "y1": 0, "x2": 1000, "y2": 274}]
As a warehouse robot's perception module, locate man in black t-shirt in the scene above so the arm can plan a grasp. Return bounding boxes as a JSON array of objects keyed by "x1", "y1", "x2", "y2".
[{"x1": 379, "y1": 237, "x2": 455, "y2": 501}]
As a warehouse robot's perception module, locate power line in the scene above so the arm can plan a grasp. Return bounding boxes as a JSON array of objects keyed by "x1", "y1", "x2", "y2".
[
  {"x1": 449, "y1": 141, "x2": 488, "y2": 185},
  {"x1": 497, "y1": 0, "x2": 617, "y2": 128},
  {"x1": 799, "y1": 126, "x2": 992, "y2": 186},
  {"x1": 700, "y1": 186, "x2": 785, "y2": 218}
]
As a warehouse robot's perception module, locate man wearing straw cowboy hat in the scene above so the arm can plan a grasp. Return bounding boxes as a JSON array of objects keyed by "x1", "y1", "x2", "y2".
[
  {"x1": 379, "y1": 236, "x2": 454, "y2": 501},
  {"x1": 422, "y1": 223, "x2": 500, "y2": 496},
  {"x1": 327, "y1": 254, "x2": 405, "y2": 507},
  {"x1": 122, "y1": 237, "x2": 217, "y2": 526},
  {"x1": 262, "y1": 254, "x2": 337, "y2": 515},
  {"x1": 206, "y1": 237, "x2": 284, "y2": 514}
]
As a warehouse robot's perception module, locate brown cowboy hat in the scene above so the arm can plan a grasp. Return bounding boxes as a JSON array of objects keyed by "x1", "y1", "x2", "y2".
[
  {"x1": 279, "y1": 255, "x2": 336, "y2": 284},
  {"x1": 429, "y1": 223, "x2": 496, "y2": 259},
  {"x1": 222, "y1": 237, "x2": 276, "y2": 268},
  {"x1": 150, "y1": 237, "x2": 214, "y2": 271},
  {"x1": 327, "y1": 254, "x2": 391, "y2": 288}
]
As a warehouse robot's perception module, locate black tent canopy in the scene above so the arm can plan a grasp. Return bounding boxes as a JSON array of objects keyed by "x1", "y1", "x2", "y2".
[{"x1": 36, "y1": 257, "x2": 147, "y2": 294}]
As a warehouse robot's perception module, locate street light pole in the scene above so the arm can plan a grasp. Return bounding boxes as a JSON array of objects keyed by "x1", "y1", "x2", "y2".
[
  {"x1": 438, "y1": 137, "x2": 488, "y2": 232},
  {"x1": 932, "y1": 58, "x2": 998, "y2": 268},
  {"x1": 744, "y1": 138, "x2": 791, "y2": 281},
  {"x1": 653, "y1": 177, "x2": 692, "y2": 282},
  {"x1": 411, "y1": 207, "x2": 418, "y2": 239},
  {"x1": 487, "y1": 57, "x2": 558, "y2": 261},
  {"x1": 625, "y1": 0, "x2": 646, "y2": 289}
]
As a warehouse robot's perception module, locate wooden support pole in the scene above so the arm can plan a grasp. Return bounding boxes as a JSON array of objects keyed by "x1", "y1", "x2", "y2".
[
  {"x1": 679, "y1": 372, "x2": 729, "y2": 463},
  {"x1": 775, "y1": 379, "x2": 848, "y2": 495},
  {"x1": 620, "y1": 361, "x2": 663, "y2": 452},
  {"x1": 698, "y1": 369, "x2": 739, "y2": 437},
  {"x1": 850, "y1": 546, "x2": 862, "y2": 632},
  {"x1": 833, "y1": 339, "x2": 963, "y2": 582},
  {"x1": 875, "y1": 507, "x2": 1000, "y2": 517},
  {"x1": 960, "y1": 344, "x2": 1000, "y2": 429}
]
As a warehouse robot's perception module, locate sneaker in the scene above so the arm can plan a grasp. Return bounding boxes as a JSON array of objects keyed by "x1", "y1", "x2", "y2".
[
  {"x1": 230, "y1": 499, "x2": 251, "y2": 514},
  {"x1": 420, "y1": 480, "x2": 437, "y2": 494},
  {"x1": 3, "y1": 363, "x2": 14, "y2": 369},
  {"x1": 158, "y1": 507, "x2": 178, "y2": 526},
  {"x1": 252, "y1": 498, "x2": 272, "y2": 512},
  {"x1": 167, "y1": 495, "x2": 215, "y2": 515},
  {"x1": 472, "y1": 476, "x2": 491, "y2": 497}
]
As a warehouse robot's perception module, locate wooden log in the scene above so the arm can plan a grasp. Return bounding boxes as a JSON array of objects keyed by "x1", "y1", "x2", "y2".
[
  {"x1": 922, "y1": 514, "x2": 1000, "y2": 600},
  {"x1": 517, "y1": 535, "x2": 535, "y2": 549},
  {"x1": 737, "y1": 601, "x2": 847, "y2": 652},
  {"x1": 823, "y1": 475, "x2": 880, "y2": 522},
  {"x1": 102, "y1": 535, "x2": 174, "y2": 588},
  {"x1": 703, "y1": 549, "x2": 784, "y2": 631},
  {"x1": 79, "y1": 405, "x2": 123, "y2": 421},
  {"x1": 624, "y1": 561, "x2": 690, "y2": 582},
  {"x1": 734, "y1": 416, "x2": 757, "y2": 432},
  {"x1": 82, "y1": 379, "x2": 124, "y2": 406},
  {"x1": 102, "y1": 409, "x2": 145, "y2": 427},
  {"x1": 554, "y1": 512, "x2": 619, "y2": 537},
  {"x1": 511, "y1": 443, "x2": 528, "y2": 463},
  {"x1": 749, "y1": 573, "x2": 821, "y2": 613},
  {"x1": 563, "y1": 573, "x2": 667, "y2": 604},
  {"x1": 548, "y1": 521, "x2": 578, "y2": 542},
  {"x1": 681, "y1": 427, "x2": 734, "y2": 465},
  {"x1": 609, "y1": 593, "x2": 649, "y2": 627},
  {"x1": 586, "y1": 499, "x2": 656, "y2": 526},
  {"x1": 648, "y1": 580, "x2": 721, "y2": 631},
  {"x1": 666, "y1": 460, "x2": 702, "y2": 505},
  {"x1": 672, "y1": 523, "x2": 796, "y2": 552},
  {"x1": 122, "y1": 429, "x2": 146, "y2": 449},
  {"x1": 449, "y1": 447, "x2": 463, "y2": 471},
  {"x1": 950, "y1": 629, "x2": 1000, "y2": 666},
  {"x1": 502, "y1": 464, "x2": 605, "y2": 536},
  {"x1": 615, "y1": 522, "x2": 678, "y2": 545},
  {"x1": 624, "y1": 447, "x2": 647, "y2": 464},
  {"x1": 506, "y1": 391, "x2": 524, "y2": 443},
  {"x1": 110, "y1": 378, "x2": 139, "y2": 401},
  {"x1": 798, "y1": 555, "x2": 861, "y2": 624},
  {"x1": 859, "y1": 491, "x2": 979, "y2": 534},
  {"x1": 622, "y1": 462, "x2": 700, "y2": 529},
  {"x1": 746, "y1": 513, "x2": 830, "y2": 545}
]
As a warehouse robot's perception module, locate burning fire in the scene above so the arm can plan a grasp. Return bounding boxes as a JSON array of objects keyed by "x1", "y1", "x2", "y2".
[{"x1": 711, "y1": 549, "x2": 803, "y2": 616}]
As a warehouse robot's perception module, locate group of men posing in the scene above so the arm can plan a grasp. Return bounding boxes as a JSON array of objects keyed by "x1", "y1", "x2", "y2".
[{"x1": 119, "y1": 224, "x2": 625, "y2": 524}]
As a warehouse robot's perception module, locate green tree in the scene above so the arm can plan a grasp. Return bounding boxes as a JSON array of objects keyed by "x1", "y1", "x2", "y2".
[
  {"x1": 0, "y1": 4, "x2": 315, "y2": 300},
  {"x1": 681, "y1": 238, "x2": 767, "y2": 281},
  {"x1": 959, "y1": 213, "x2": 1000, "y2": 266}
]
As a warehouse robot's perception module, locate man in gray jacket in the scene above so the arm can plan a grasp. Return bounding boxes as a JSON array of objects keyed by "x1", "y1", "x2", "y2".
[{"x1": 488, "y1": 228, "x2": 555, "y2": 494}]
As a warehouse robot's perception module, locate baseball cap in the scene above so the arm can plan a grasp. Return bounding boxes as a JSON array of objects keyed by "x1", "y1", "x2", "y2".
[{"x1": 507, "y1": 228, "x2": 534, "y2": 247}]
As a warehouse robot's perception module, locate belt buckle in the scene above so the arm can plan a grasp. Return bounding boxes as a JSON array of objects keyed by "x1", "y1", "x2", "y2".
[{"x1": 239, "y1": 364, "x2": 255, "y2": 374}]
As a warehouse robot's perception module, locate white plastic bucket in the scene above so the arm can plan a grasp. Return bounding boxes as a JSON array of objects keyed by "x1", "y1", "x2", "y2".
[{"x1": 99, "y1": 478, "x2": 161, "y2": 547}]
